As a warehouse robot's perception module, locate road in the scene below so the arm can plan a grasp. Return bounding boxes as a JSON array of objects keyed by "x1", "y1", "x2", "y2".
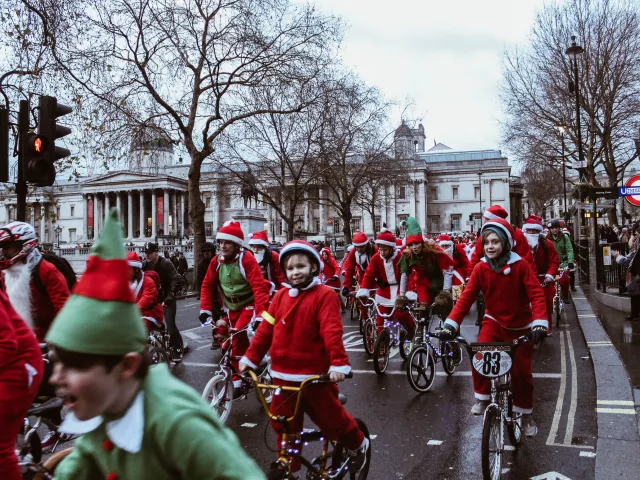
[{"x1": 173, "y1": 297, "x2": 598, "y2": 480}]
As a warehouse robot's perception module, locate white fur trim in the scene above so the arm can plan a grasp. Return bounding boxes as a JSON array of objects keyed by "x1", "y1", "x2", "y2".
[
  {"x1": 128, "y1": 260, "x2": 142, "y2": 269},
  {"x1": 406, "y1": 291, "x2": 418, "y2": 302},
  {"x1": 531, "y1": 319, "x2": 549, "y2": 329},
  {"x1": 523, "y1": 223, "x2": 543, "y2": 232},
  {"x1": 200, "y1": 309, "x2": 212, "y2": 316},
  {"x1": 329, "y1": 365, "x2": 352, "y2": 375},
  {"x1": 269, "y1": 368, "x2": 324, "y2": 382},
  {"x1": 289, "y1": 288, "x2": 299, "y2": 297},
  {"x1": 248, "y1": 238, "x2": 270, "y2": 247},
  {"x1": 382, "y1": 254, "x2": 398, "y2": 285},
  {"x1": 280, "y1": 242, "x2": 323, "y2": 270},
  {"x1": 474, "y1": 392, "x2": 491, "y2": 401},
  {"x1": 375, "y1": 239, "x2": 396, "y2": 247},
  {"x1": 239, "y1": 356, "x2": 258, "y2": 370},
  {"x1": 268, "y1": 281, "x2": 276, "y2": 296},
  {"x1": 352, "y1": 239, "x2": 368, "y2": 246},
  {"x1": 545, "y1": 274, "x2": 555, "y2": 282},
  {"x1": 444, "y1": 318, "x2": 459, "y2": 330},
  {"x1": 4, "y1": 262, "x2": 33, "y2": 329},
  {"x1": 506, "y1": 252, "x2": 522, "y2": 265},
  {"x1": 142, "y1": 316, "x2": 162, "y2": 328},
  {"x1": 482, "y1": 221, "x2": 514, "y2": 247},
  {"x1": 375, "y1": 291, "x2": 398, "y2": 306},
  {"x1": 483, "y1": 210, "x2": 502, "y2": 220},
  {"x1": 215, "y1": 232, "x2": 244, "y2": 245},
  {"x1": 132, "y1": 273, "x2": 144, "y2": 298},
  {"x1": 503, "y1": 267, "x2": 511, "y2": 275}
]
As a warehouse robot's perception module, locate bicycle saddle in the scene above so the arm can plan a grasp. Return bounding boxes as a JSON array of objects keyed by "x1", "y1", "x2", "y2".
[
  {"x1": 28, "y1": 397, "x2": 63, "y2": 416},
  {"x1": 338, "y1": 393, "x2": 347, "y2": 406}
]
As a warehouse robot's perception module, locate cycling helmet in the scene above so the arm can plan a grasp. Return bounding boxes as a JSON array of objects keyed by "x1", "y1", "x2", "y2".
[
  {"x1": 278, "y1": 240, "x2": 323, "y2": 274},
  {"x1": 0, "y1": 221, "x2": 38, "y2": 270}
]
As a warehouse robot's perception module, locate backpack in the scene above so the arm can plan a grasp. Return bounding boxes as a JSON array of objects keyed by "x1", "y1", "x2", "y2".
[
  {"x1": 144, "y1": 270, "x2": 164, "y2": 304},
  {"x1": 33, "y1": 254, "x2": 77, "y2": 296}
]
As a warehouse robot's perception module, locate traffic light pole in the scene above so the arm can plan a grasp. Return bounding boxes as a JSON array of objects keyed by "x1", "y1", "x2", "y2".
[{"x1": 16, "y1": 100, "x2": 29, "y2": 222}]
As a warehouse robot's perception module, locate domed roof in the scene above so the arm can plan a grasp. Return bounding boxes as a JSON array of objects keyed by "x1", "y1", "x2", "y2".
[
  {"x1": 394, "y1": 121, "x2": 412, "y2": 137},
  {"x1": 130, "y1": 124, "x2": 174, "y2": 154}
]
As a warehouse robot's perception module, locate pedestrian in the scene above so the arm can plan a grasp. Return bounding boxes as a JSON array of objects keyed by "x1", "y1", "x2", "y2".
[
  {"x1": 196, "y1": 242, "x2": 216, "y2": 297},
  {"x1": 177, "y1": 251, "x2": 188, "y2": 276},
  {"x1": 612, "y1": 230, "x2": 640, "y2": 321}
]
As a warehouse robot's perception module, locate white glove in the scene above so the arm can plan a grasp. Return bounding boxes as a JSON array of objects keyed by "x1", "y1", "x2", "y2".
[
  {"x1": 356, "y1": 288, "x2": 370, "y2": 299},
  {"x1": 406, "y1": 291, "x2": 418, "y2": 302}
]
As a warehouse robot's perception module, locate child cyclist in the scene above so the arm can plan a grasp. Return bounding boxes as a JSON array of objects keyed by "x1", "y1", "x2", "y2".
[
  {"x1": 439, "y1": 218, "x2": 548, "y2": 436},
  {"x1": 127, "y1": 251, "x2": 164, "y2": 332},
  {"x1": 240, "y1": 240, "x2": 370, "y2": 475},
  {"x1": 320, "y1": 247, "x2": 341, "y2": 290},
  {"x1": 46, "y1": 209, "x2": 264, "y2": 479}
]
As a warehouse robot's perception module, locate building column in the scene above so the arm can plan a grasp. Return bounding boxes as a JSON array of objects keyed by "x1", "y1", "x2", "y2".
[
  {"x1": 105, "y1": 192, "x2": 111, "y2": 219},
  {"x1": 163, "y1": 189, "x2": 169, "y2": 235},
  {"x1": 82, "y1": 195, "x2": 88, "y2": 240},
  {"x1": 211, "y1": 186, "x2": 219, "y2": 234},
  {"x1": 116, "y1": 192, "x2": 122, "y2": 221},
  {"x1": 93, "y1": 195, "x2": 99, "y2": 239},
  {"x1": 179, "y1": 192, "x2": 185, "y2": 236},
  {"x1": 151, "y1": 190, "x2": 157, "y2": 238},
  {"x1": 127, "y1": 191, "x2": 133, "y2": 239},
  {"x1": 304, "y1": 192, "x2": 310, "y2": 231},
  {"x1": 418, "y1": 181, "x2": 426, "y2": 228},
  {"x1": 409, "y1": 181, "x2": 416, "y2": 219},
  {"x1": 318, "y1": 188, "x2": 325, "y2": 234},
  {"x1": 39, "y1": 203, "x2": 45, "y2": 241},
  {"x1": 171, "y1": 191, "x2": 177, "y2": 235},
  {"x1": 139, "y1": 190, "x2": 145, "y2": 238}
]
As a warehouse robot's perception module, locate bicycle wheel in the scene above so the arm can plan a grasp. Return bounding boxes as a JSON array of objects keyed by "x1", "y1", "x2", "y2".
[
  {"x1": 481, "y1": 407, "x2": 503, "y2": 480},
  {"x1": 149, "y1": 346, "x2": 169, "y2": 365},
  {"x1": 399, "y1": 330, "x2": 412, "y2": 360},
  {"x1": 32, "y1": 447, "x2": 74, "y2": 480},
  {"x1": 441, "y1": 341, "x2": 456, "y2": 376},
  {"x1": 351, "y1": 298, "x2": 360, "y2": 323},
  {"x1": 372, "y1": 329, "x2": 390, "y2": 375},
  {"x1": 506, "y1": 394, "x2": 523, "y2": 447},
  {"x1": 363, "y1": 319, "x2": 377, "y2": 356},
  {"x1": 266, "y1": 467, "x2": 288, "y2": 480},
  {"x1": 201, "y1": 374, "x2": 233, "y2": 423},
  {"x1": 406, "y1": 346, "x2": 436, "y2": 393},
  {"x1": 330, "y1": 417, "x2": 371, "y2": 480}
]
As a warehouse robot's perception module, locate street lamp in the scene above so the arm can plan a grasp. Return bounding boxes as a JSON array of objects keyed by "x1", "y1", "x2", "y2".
[
  {"x1": 565, "y1": 35, "x2": 585, "y2": 182},
  {"x1": 55, "y1": 225, "x2": 63, "y2": 246},
  {"x1": 557, "y1": 120, "x2": 568, "y2": 218},
  {"x1": 477, "y1": 170, "x2": 483, "y2": 231}
]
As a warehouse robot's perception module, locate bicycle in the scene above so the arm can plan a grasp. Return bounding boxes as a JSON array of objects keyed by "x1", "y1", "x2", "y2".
[
  {"x1": 21, "y1": 447, "x2": 74, "y2": 480},
  {"x1": 405, "y1": 302, "x2": 464, "y2": 393},
  {"x1": 246, "y1": 370, "x2": 371, "y2": 480},
  {"x1": 457, "y1": 334, "x2": 531, "y2": 480},
  {"x1": 372, "y1": 303, "x2": 413, "y2": 375},
  {"x1": 552, "y1": 267, "x2": 570, "y2": 329},
  {"x1": 201, "y1": 324, "x2": 273, "y2": 424},
  {"x1": 147, "y1": 321, "x2": 182, "y2": 365},
  {"x1": 359, "y1": 297, "x2": 378, "y2": 356}
]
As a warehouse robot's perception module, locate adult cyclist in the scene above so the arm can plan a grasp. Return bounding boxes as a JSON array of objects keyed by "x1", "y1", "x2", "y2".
[{"x1": 547, "y1": 220, "x2": 574, "y2": 304}]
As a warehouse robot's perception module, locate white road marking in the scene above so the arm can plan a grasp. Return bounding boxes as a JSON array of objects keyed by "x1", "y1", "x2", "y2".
[
  {"x1": 579, "y1": 451, "x2": 596, "y2": 458},
  {"x1": 427, "y1": 440, "x2": 442, "y2": 446},
  {"x1": 350, "y1": 369, "x2": 561, "y2": 378},
  {"x1": 595, "y1": 408, "x2": 637, "y2": 414},
  {"x1": 548, "y1": 443, "x2": 594, "y2": 449},
  {"x1": 183, "y1": 362, "x2": 217, "y2": 367},
  {"x1": 564, "y1": 331, "x2": 578, "y2": 446},
  {"x1": 504, "y1": 445, "x2": 515, "y2": 451},
  {"x1": 370, "y1": 435, "x2": 378, "y2": 439},
  {"x1": 547, "y1": 331, "x2": 566, "y2": 446},
  {"x1": 345, "y1": 348, "x2": 366, "y2": 352},
  {"x1": 597, "y1": 400, "x2": 635, "y2": 406},
  {"x1": 183, "y1": 331, "x2": 202, "y2": 341},
  {"x1": 530, "y1": 472, "x2": 571, "y2": 480},
  {"x1": 577, "y1": 314, "x2": 597, "y2": 318},
  {"x1": 241, "y1": 423, "x2": 257, "y2": 428}
]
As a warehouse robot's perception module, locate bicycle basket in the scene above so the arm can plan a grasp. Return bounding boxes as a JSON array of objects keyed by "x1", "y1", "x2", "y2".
[{"x1": 469, "y1": 343, "x2": 514, "y2": 378}]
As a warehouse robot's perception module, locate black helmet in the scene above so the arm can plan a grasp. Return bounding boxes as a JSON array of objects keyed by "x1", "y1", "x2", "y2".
[
  {"x1": 548, "y1": 220, "x2": 561, "y2": 229},
  {"x1": 144, "y1": 242, "x2": 159, "y2": 253},
  {"x1": 201, "y1": 242, "x2": 215, "y2": 252}
]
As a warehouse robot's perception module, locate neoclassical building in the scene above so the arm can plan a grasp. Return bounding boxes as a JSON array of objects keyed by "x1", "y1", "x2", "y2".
[{"x1": 0, "y1": 123, "x2": 521, "y2": 247}]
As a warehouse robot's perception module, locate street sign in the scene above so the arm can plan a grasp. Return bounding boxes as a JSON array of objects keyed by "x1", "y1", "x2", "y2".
[
  {"x1": 603, "y1": 246, "x2": 611, "y2": 266},
  {"x1": 620, "y1": 175, "x2": 640, "y2": 206},
  {"x1": 590, "y1": 186, "x2": 618, "y2": 199}
]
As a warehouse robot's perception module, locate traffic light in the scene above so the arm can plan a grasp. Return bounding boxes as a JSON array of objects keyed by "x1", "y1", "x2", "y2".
[{"x1": 24, "y1": 95, "x2": 72, "y2": 186}]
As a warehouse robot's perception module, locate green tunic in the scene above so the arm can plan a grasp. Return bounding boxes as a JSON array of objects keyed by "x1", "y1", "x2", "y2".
[
  {"x1": 219, "y1": 261, "x2": 254, "y2": 311},
  {"x1": 54, "y1": 364, "x2": 265, "y2": 480}
]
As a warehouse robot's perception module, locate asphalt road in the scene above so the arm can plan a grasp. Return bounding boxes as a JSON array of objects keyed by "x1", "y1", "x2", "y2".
[{"x1": 173, "y1": 297, "x2": 598, "y2": 480}]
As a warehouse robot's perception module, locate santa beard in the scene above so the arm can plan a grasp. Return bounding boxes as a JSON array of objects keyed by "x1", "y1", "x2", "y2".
[{"x1": 4, "y1": 261, "x2": 34, "y2": 329}]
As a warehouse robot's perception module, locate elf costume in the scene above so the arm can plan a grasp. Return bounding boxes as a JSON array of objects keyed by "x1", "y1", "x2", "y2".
[
  {"x1": 398, "y1": 217, "x2": 454, "y2": 304},
  {"x1": 46, "y1": 209, "x2": 263, "y2": 480},
  {"x1": 200, "y1": 221, "x2": 271, "y2": 364},
  {"x1": 241, "y1": 240, "x2": 365, "y2": 473},
  {"x1": 248, "y1": 231, "x2": 285, "y2": 294},
  {"x1": 444, "y1": 218, "x2": 548, "y2": 414}
]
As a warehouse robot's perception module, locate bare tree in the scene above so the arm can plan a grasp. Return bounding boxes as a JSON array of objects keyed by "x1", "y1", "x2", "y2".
[
  {"x1": 521, "y1": 162, "x2": 566, "y2": 220},
  {"x1": 25, "y1": 0, "x2": 342, "y2": 273},
  {"x1": 501, "y1": 0, "x2": 640, "y2": 225}
]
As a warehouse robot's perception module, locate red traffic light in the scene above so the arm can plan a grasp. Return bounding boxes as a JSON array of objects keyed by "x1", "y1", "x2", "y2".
[
  {"x1": 27, "y1": 134, "x2": 49, "y2": 154},
  {"x1": 34, "y1": 137, "x2": 43, "y2": 153}
]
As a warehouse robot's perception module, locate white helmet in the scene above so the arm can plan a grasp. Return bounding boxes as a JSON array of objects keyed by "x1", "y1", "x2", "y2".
[{"x1": 0, "y1": 221, "x2": 38, "y2": 270}]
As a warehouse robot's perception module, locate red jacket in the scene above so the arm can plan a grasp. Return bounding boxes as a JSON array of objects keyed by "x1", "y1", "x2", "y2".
[
  {"x1": 133, "y1": 273, "x2": 164, "y2": 328},
  {"x1": 341, "y1": 246, "x2": 377, "y2": 288},
  {"x1": 264, "y1": 250, "x2": 286, "y2": 292},
  {"x1": 533, "y1": 239, "x2": 559, "y2": 282},
  {"x1": 469, "y1": 227, "x2": 536, "y2": 274},
  {"x1": 241, "y1": 284, "x2": 350, "y2": 381},
  {"x1": 200, "y1": 250, "x2": 270, "y2": 316},
  {"x1": 446, "y1": 252, "x2": 548, "y2": 331},
  {"x1": 448, "y1": 244, "x2": 470, "y2": 286},
  {"x1": 360, "y1": 250, "x2": 402, "y2": 304},
  {"x1": 32, "y1": 259, "x2": 71, "y2": 342},
  {"x1": 320, "y1": 248, "x2": 341, "y2": 288},
  {"x1": 0, "y1": 290, "x2": 43, "y2": 376}
]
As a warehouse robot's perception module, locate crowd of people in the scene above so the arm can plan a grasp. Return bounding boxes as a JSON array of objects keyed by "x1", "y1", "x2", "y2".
[{"x1": 0, "y1": 202, "x2": 608, "y2": 479}]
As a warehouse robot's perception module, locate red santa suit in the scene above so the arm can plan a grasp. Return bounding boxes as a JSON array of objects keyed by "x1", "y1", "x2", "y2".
[
  {"x1": 0, "y1": 290, "x2": 44, "y2": 480},
  {"x1": 342, "y1": 232, "x2": 376, "y2": 318},
  {"x1": 437, "y1": 235, "x2": 470, "y2": 289},
  {"x1": 320, "y1": 248, "x2": 341, "y2": 289},
  {"x1": 240, "y1": 241, "x2": 364, "y2": 471},
  {"x1": 128, "y1": 252, "x2": 164, "y2": 332},
  {"x1": 445, "y1": 219, "x2": 548, "y2": 414},
  {"x1": 248, "y1": 231, "x2": 285, "y2": 294}
]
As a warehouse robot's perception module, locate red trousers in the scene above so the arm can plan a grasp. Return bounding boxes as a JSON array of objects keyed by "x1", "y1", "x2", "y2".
[
  {"x1": 0, "y1": 356, "x2": 44, "y2": 480},
  {"x1": 541, "y1": 280, "x2": 555, "y2": 334},
  {"x1": 225, "y1": 307, "x2": 255, "y2": 367},
  {"x1": 473, "y1": 319, "x2": 534, "y2": 414},
  {"x1": 270, "y1": 378, "x2": 364, "y2": 472},
  {"x1": 376, "y1": 305, "x2": 415, "y2": 336},
  {"x1": 559, "y1": 273, "x2": 570, "y2": 299}
]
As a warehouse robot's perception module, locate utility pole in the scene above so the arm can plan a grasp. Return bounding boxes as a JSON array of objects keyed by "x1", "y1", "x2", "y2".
[{"x1": 16, "y1": 100, "x2": 29, "y2": 222}]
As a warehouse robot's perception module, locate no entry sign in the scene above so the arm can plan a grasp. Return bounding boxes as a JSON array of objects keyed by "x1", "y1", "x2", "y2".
[{"x1": 619, "y1": 175, "x2": 640, "y2": 206}]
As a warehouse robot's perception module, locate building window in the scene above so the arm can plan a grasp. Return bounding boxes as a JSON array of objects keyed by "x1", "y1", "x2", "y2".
[
  {"x1": 69, "y1": 228, "x2": 76, "y2": 242},
  {"x1": 429, "y1": 215, "x2": 440, "y2": 233},
  {"x1": 474, "y1": 186, "x2": 480, "y2": 199},
  {"x1": 452, "y1": 187, "x2": 459, "y2": 200},
  {"x1": 56, "y1": 206, "x2": 61, "y2": 219},
  {"x1": 334, "y1": 218, "x2": 341, "y2": 234},
  {"x1": 374, "y1": 216, "x2": 381, "y2": 233},
  {"x1": 205, "y1": 222, "x2": 213, "y2": 237},
  {"x1": 70, "y1": 205, "x2": 75, "y2": 217},
  {"x1": 224, "y1": 195, "x2": 231, "y2": 209},
  {"x1": 350, "y1": 217, "x2": 361, "y2": 233},
  {"x1": 474, "y1": 215, "x2": 482, "y2": 233},
  {"x1": 399, "y1": 186, "x2": 406, "y2": 200},
  {"x1": 277, "y1": 220, "x2": 283, "y2": 236},
  {"x1": 8, "y1": 207, "x2": 13, "y2": 221},
  {"x1": 308, "y1": 186, "x2": 319, "y2": 200},
  {"x1": 429, "y1": 187, "x2": 438, "y2": 201},
  {"x1": 315, "y1": 218, "x2": 320, "y2": 233},
  {"x1": 451, "y1": 215, "x2": 461, "y2": 231},
  {"x1": 205, "y1": 196, "x2": 211, "y2": 209}
]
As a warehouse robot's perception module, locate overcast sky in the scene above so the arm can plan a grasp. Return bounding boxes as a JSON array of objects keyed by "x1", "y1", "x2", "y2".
[{"x1": 308, "y1": 0, "x2": 548, "y2": 153}]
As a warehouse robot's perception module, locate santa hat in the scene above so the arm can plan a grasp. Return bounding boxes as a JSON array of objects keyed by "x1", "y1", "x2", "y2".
[
  {"x1": 483, "y1": 205, "x2": 508, "y2": 220},
  {"x1": 216, "y1": 220, "x2": 245, "y2": 246},
  {"x1": 404, "y1": 217, "x2": 423, "y2": 245},
  {"x1": 437, "y1": 233, "x2": 453, "y2": 245},
  {"x1": 375, "y1": 227, "x2": 396, "y2": 247},
  {"x1": 320, "y1": 247, "x2": 333, "y2": 257},
  {"x1": 46, "y1": 208, "x2": 146, "y2": 355},
  {"x1": 562, "y1": 228, "x2": 570, "y2": 234},
  {"x1": 127, "y1": 251, "x2": 142, "y2": 269},
  {"x1": 522, "y1": 215, "x2": 543, "y2": 232},
  {"x1": 481, "y1": 218, "x2": 515, "y2": 248},
  {"x1": 352, "y1": 231, "x2": 368, "y2": 247},
  {"x1": 396, "y1": 238, "x2": 404, "y2": 247},
  {"x1": 248, "y1": 230, "x2": 269, "y2": 248}
]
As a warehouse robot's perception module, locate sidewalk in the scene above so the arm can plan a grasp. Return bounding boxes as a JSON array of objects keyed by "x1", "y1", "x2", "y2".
[{"x1": 575, "y1": 285, "x2": 640, "y2": 479}]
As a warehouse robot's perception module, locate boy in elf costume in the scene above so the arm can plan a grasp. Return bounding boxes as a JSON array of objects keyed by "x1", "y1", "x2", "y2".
[
  {"x1": 240, "y1": 240, "x2": 370, "y2": 476},
  {"x1": 46, "y1": 209, "x2": 264, "y2": 480}
]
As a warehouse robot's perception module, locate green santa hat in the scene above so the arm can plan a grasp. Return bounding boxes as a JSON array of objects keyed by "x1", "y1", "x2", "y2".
[
  {"x1": 403, "y1": 217, "x2": 424, "y2": 245},
  {"x1": 46, "y1": 208, "x2": 146, "y2": 355}
]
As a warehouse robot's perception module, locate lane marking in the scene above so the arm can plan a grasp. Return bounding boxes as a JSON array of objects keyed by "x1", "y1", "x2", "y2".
[
  {"x1": 564, "y1": 331, "x2": 578, "y2": 446},
  {"x1": 183, "y1": 331, "x2": 203, "y2": 341},
  {"x1": 427, "y1": 440, "x2": 442, "y2": 446},
  {"x1": 596, "y1": 408, "x2": 637, "y2": 415},
  {"x1": 504, "y1": 445, "x2": 515, "y2": 451},
  {"x1": 587, "y1": 343, "x2": 613, "y2": 347},
  {"x1": 350, "y1": 369, "x2": 561, "y2": 378},
  {"x1": 572, "y1": 297, "x2": 587, "y2": 300},
  {"x1": 345, "y1": 348, "x2": 365, "y2": 352},
  {"x1": 183, "y1": 362, "x2": 217, "y2": 367},
  {"x1": 548, "y1": 443, "x2": 594, "y2": 449},
  {"x1": 370, "y1": 435, "x2": 378, "y2": 439},
  {"x1": 547, "y1": 331, "x2": 566, "y2": 446},
  {"x1": 597, "y1": 400, "x2": 635, "y2": 406},
  {"x1": 241, "y1": 423, "x2": 257, "y2": 428},
  {"x1": 577, "y1": 314, "x2": 597, "y2": 318},
  {"x1": 580, "y1": 451, "x2": 596, "y2": 458}
]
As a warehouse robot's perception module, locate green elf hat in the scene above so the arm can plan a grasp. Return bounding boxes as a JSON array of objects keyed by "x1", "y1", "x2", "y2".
[
  {"x1": 46, "y1": 208, "x2": 146, "y2": 355},
  {"x1": 404, "y1": 217, "x2": 424, "y2": 245}
]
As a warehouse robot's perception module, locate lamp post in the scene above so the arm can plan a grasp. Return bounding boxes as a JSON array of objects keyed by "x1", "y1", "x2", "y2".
[
  {"x1": 558, "y1": 121, "x2": 568, "y2": 219},
  {"x1": 477, "y1": 170, "x2": 483, "y2": 231},
  {"x1": 55, "y1": 225, "x2": 63, "y2": 246},
  {"x1": 565, "y1": 36, "x2": 585, "y2": 182}
]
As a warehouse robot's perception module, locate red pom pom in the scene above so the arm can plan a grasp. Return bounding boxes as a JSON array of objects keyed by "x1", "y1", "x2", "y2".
[
  {"x1": 105, "y1": 473, "x2": 118, "y2": 480},
  {"x1": 102, "y1": 440, "x2": 114, "y2": 451}
]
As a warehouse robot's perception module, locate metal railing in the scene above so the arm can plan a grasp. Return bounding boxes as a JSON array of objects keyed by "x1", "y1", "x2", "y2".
[
  {"x1": 597, "y1": 241, "x2": 627, "y2": 295},
  {"x1": 576, "y1": 240, "x2": 590, "y2": 285}
]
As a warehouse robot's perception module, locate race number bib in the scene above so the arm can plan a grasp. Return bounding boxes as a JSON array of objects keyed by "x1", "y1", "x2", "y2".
[{"x1": 471, "y1": 350, "x2": 512, "y2": 377}]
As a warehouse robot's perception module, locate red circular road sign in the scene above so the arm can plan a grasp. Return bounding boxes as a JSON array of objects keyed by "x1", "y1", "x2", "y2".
[{"x1": 625, "y1": 175, "x2": 640, "y2": 206}]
